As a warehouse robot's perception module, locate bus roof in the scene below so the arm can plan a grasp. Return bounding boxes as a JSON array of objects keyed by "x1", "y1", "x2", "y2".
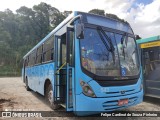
[{"x1": 136, "y1": 35, "x2": 160, "y2": 44}]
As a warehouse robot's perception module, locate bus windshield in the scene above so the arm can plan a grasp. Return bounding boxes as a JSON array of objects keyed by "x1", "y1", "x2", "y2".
[{"x1": 80, "y1": 27, "x2": 139, "y2": 77}]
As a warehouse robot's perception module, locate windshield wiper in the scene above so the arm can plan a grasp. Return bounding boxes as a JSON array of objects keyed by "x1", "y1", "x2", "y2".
[{"x1": 96, "y1": 26, "x2": 115, "y2": 64}]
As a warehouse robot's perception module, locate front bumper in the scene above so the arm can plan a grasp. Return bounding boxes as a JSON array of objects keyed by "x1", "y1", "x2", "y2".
[{"x1": 74, "y1": 90, "x2": 143, "y2": 116}]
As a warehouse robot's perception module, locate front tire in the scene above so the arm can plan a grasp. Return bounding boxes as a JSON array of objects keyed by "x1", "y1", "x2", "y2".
[{"x1": 45, "y1": 84, "x2": 60, "y2": 110}]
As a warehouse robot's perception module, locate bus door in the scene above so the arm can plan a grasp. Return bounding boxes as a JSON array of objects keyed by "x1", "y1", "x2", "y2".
[
  {"x1": 54, "y1": 27, "x2": 74, "y2": 111},
  {"x1": 141, "y1": 41, "x2": 160, "y2": 97}
]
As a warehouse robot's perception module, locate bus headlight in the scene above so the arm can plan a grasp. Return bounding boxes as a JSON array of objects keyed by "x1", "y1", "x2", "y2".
[{"x1": 80, "y1": 80, "x2": 96, "y2": 97}]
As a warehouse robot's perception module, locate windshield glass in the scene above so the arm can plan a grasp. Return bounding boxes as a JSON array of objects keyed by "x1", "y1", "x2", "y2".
[
  {"x1": 115, "y1": 34, "x2": 139, "y2": 76},
  {"x1": 80, "y1": 27, "x2": 139, "y2": 77}
]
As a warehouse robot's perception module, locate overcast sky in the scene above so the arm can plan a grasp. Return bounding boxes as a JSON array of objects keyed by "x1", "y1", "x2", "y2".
[{"x1": 0, "y1": 0, "x2": 159, "y2": 38}]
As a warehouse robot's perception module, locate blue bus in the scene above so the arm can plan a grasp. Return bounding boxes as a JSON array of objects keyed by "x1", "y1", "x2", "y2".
[
  {"x1": 136, "y1": 36, "x2": 160, "y2": 98},
  {"x1": 22, "y1": 11, "x2": 143, "y2": 116}
]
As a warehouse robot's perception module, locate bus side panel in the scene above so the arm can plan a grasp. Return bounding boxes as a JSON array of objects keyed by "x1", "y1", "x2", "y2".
[
  {"x1": 24, "y1": 62, "x2": 55, "y2": 96},
  {"x1": 32, "y1": 66, "x2": 36, "y2": 91},
  {"x1": 25, "y1": 66, "x2": 36, "y2": 91},
  {"x1": 30, "y1": 67, "x2": 34, "y2": 90},
  {"x1": 36, "y1": 62, "x2": 55, "y2": 95},
  {"x1": 22, "y1": 68, "x2": 24, "y2": 83},
  {"x1": 25, "y1": 67, "x2": 32, "y2": 90}
]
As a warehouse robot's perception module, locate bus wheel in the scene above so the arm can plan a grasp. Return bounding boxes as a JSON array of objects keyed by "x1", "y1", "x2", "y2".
[
  {"x1": 25, "y1": 78, "x2": 30, "y2": 91},
  {"x1": 46, "y1": 84, "x2": 60, "y2": 110}
]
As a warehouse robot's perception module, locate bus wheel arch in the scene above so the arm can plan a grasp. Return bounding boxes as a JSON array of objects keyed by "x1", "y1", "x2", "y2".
[
  {"x1": 44, "y1": 79, "x2": 51, "y2": 98},
  {"x1": 44, "y1": 79, "x2": 60, "y2": 110}
]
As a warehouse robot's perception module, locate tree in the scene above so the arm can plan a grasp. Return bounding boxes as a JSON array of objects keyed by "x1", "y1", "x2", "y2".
[
  {"x1": 63, "y1": 11, "x2": 72, "y2": 17},
  {"x1": 16, "y1": 6, "x2": 37, "y2": 46},
  {"x1": 106, "y1": 13, "x2": 127, "y2": 23},
  {"x1": 0, "y1": 2, "x2": 67, "y2": 76},
  {"x1": 89, "y1": 9, "x2": 105, "y2": 16},
  {"x1": 88, "y1": 9, "x2": 128, "y2": 24},
  {"x1": 33, "y1": 2, "x2": 64, "y2": 39}
]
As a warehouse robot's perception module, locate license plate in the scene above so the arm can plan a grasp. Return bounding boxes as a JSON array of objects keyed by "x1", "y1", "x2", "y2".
[{"x1": 118, "y1": 99, "x2": 128, "y2": 106}]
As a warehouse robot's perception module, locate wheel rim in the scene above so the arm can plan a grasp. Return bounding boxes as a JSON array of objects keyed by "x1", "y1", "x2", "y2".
[{"x1": 48, "y1": 90, "x2": 53, "y2": 104}]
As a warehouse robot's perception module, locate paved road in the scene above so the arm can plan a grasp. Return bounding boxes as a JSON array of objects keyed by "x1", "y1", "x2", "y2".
[{"x1": 0, "y1": 77, "x2": 160, "y2": 120}]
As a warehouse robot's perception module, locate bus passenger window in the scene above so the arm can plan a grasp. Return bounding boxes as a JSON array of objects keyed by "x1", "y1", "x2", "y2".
[
  {"x1": 29, "y1": 51, "x2": 35, "y2": 66},
  {"x1": 25, "y1": 59, "x2": 28, "y2": 67},
  {"x1": 36, "y1": 45, "x2": 43, "y2": 64},
  {"x1": 43, "y1": 37, "x2": 54, "y2": 62},
  {"x1": 51, "y1": 48, "x2": 54, "y2": 60},
  {"x1": 60, "y1": 34, "x2": 67, "y2": 65},
  {"x1": 69, "y1": 31, "x2": 74, "y2": 66}
]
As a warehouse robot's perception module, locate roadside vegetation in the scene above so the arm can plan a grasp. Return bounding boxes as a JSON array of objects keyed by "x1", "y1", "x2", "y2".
[{"x1": 0, "y1": 3, "x2": 126, "y2": 76}]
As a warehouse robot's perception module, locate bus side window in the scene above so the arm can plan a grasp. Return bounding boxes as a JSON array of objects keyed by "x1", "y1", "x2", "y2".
[
  {"x1": 69, "y1": 31, "x2": 74, "y2": 66},
  {"x1": 31, "y1": 50, "x2": 36, "y2": 66},
  {"x1": 28, "y1": 55, "x2": 31, "y2": 66},
  {"x1": 36, "y1": 45, "x2": 43, "y2": 64},
  {"x1": 51, "y1": 48, "x2": 54, "y2": 60},
  {"x1": 43, "y1": 37, "x2": 54, "y2": 62},
  {"x1": 24, "y1": 59, "x2": 26, "y2": 67},
  {"x1": 27, "y1": 57, "x2": 29, "y2": 66},
  {"x1": 159, "y1": 47, "x2": 160, "y2": 61}
]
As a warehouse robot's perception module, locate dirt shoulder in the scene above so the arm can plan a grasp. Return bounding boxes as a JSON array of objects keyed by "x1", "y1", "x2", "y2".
[{"x1": 0, "y1": 77, "x2": 159, "y2": 120}]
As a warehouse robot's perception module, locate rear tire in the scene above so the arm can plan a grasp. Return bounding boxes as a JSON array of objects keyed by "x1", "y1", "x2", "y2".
[
  {"x1": 25, "y1": 78, "x2": 30, "y2": 91},
  {"x1": 45, "y1": 84, "x2": 60, "y2": 110}
]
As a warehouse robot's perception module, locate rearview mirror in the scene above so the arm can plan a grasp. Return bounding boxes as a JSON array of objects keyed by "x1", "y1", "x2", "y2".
[
  {"x1": 75, "y1": 23, "x2": 84, "y2": 39},
  {"x1": 135, "y1": 35, "x2": 141, "y2": 40}
]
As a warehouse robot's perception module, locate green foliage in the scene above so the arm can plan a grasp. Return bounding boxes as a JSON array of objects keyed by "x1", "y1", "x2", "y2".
[
  {"x1": 0, "y1": 4, "x2": 129, "y2": 77},
  {"x1": 105, "y1": 13, "x2": 127, "y2": 24},
  {"x1": 0, "y1": 2, "x2": 65, "y2": 76},
  {"x1": 0, "y1": 65, "x2": 20, "y2": 76},
  {"x1": 88, "y1": 9, "x2": 128, "y2": 24},
  {"x1": 89, "y1": 9, "x2": 105, "y2": 16}
]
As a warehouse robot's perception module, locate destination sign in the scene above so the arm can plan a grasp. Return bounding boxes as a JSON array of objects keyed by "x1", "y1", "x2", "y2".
[{"x1": 140, "y1": 40, "x2": 160, "y2": 48}]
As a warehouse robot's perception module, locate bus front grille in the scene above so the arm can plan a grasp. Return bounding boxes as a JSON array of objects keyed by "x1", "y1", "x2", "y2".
[
  {"x1": 105, "y1": 89, "x2": 135, "y2": 95},
  {"x1": 96, "y1": 79, "x2": 138, "y2": 87},
  {"x1": 102, "y1": 97, "x2": 138, "y2": 111}
]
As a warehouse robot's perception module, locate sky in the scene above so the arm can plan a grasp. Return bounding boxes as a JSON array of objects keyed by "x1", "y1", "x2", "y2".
[{"x1": 0, "y1": 0, "x2": 159, "y2": 38}]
